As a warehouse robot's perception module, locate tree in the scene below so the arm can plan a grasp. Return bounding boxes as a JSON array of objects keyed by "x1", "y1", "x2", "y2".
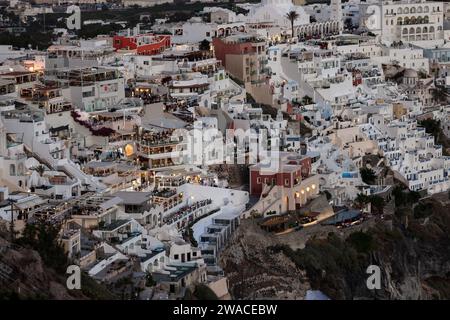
[
  {"x1": 193, "y1": 284, "x2": 219, "y2": 300},
  {"x1": 32, "y1": 164, "x2": 46, "y2": 177},
  {"x1": 285, "y1": 10, "x2": 299, "y2": 39},
  {"x1": 360, "y1": 167, "x2": 376, "y2": 185},
  {"x1": 302, "y1": 95, "x2": 313, "y2": 104},
  {"x1": 17, "y1": 222, "x2": 68, "y2": 273},
  {"x1": 369, "y1": 195, "x2": 385, "y2": 214},
  {"x1": 199, "y1": 39, "x2": 210, "y2": 51},
  {"x1": 419, "y1": 118, "x2": 441, "y2": 138},
  {"x1": 344, "y1": 17, "x2": 353, "y2": 30},
  {"x1": 346, "y1": 231, "x2": 375, "y2": 253},
  {"x1": 392, "y1": 185, "x2": 406, "y2": 206},
  {"x1": 354, "y1": 193, "x2": 369, "y2": 209},
  {"x1": 406, "y1": 190, "x2": 421, "y2": 204},
  {"x1": 145, "y1": 271, "x2": 156, "y2": 287}
]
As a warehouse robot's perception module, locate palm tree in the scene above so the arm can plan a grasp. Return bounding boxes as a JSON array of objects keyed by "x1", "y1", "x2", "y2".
[
  {"x1": 32, "y1": 164, "x2": 46, "y2": 177},
  {"x1": 199, "y1": 39, "x2": 210, "y2": 51},
  {"x1": 302, "y1": 95, "x2": 313, "y2": 105},
  {"x1": 285, "y1": 10, "x2": 299, "y2": 39},
  {"x1": 360, "y1": 167, "x2": 376, "y2": 185},
  {"x1": 354, "y1": 193, "x2": 369, "y2": 209}
]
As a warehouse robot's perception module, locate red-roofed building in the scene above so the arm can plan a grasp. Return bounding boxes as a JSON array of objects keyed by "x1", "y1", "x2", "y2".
[
  {"x1": 249, "y1": 155, "x2": 312, "y2": 196},
  {"x1": 113, "y1": 34, "x2": 171, "y2": 55},
  {"x1": 247, "y1": 155, "x2": 319, "y2": 214}
]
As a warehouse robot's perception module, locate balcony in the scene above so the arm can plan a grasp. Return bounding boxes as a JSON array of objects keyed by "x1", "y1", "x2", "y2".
[{"x1": 163, "y1": 199, "x2": 212, "y2": 226}]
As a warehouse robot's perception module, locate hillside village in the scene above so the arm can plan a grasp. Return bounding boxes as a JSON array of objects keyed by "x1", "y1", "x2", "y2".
[{"x1": 0, "y1": 0, "x2": 449, "y2": 300}]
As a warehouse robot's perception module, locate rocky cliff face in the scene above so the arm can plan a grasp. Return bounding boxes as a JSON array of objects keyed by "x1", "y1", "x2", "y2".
[
  {"x1": 0, "y1": 223, "x2": 115, "y2": 300},
  {"x1": 219, "y1": 220, "x2": 311, "y2": 299},
  {"x1": 220, "y1": 196, "x2": 450, "y2": 300},
  {"x1": 0, "y1": 236, "x2": 82, "y2": 299}
]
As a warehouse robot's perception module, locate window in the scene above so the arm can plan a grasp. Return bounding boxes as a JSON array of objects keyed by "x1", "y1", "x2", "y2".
[
  {"x1": 257, "y1": 177, "x2": 261, "y2": 184},
  {"x1": 174, "y1": 254, "x2": 179, "y2": 260},
  {"x1": 285, "y1": 179, "x2": 289, "y2": 186}
]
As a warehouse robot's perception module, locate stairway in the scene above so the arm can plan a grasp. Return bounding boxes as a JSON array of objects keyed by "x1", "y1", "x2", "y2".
[{"x1": 23, "y1": 145, "x2": 55, "y2": 170}]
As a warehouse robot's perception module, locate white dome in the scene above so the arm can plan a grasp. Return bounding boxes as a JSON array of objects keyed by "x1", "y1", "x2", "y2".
[{"x1": 404, "y1": 68, "x2": 418, "y2": 78}]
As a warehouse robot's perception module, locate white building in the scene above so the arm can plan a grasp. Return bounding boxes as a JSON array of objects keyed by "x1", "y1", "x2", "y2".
[
  {"x1": 57, "y1": 68, "x2": 125, "y2": 112},
  {"x1": 361, "y1": 0, "x2": 444, "y2": 44}
]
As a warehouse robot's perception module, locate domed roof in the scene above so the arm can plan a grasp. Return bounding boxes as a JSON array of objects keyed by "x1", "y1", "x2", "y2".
[
  {"x1": 404, "y1": 68, "x2": 418, "y2": 78},
  {"x1": 248, "y1": 0, "x2": 310, "y2": 27}
]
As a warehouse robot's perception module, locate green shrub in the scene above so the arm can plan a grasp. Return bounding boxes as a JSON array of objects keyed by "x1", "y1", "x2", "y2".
[
  {"x1": 193, "y1": 284, "x2": 218, "y2": 300},
  {"x1": 346, "y1": 232, "x2": 376, "y2": 253}
]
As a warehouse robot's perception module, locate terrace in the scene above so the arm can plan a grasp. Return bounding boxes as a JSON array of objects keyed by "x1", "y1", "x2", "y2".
[
  {"x1": 153, "y1": 264, "x2": 197, "y2": 283},
  {"x1": 0, "y1": 79, "x2": 15, "y2": 96},
  {"x1": 0, "y1": 71, "x2": 37, "y2": 84},
  {"x1": 139, "y1": 129, "x2": 181, "y2": 147},
  {"x1": 156, "y1": 174, "x2": 187, "y2": 188},
  {"x1": 2, "y1": 109, "x2": 44, "y2": 122},
  {"x1": 56, "y1": 68, "x2": 122, "y2": 87},
  {"x1": 152, "y1": 188, "x2": 177, "y2": 198},
  {"x1": 163, "y1": 199, "x2": 212, "y2": 226},
  {"x1": 152, "y1": 188, "x2": 183, "y2": 211},
  {"x1": 97, "y1": 219, "x2": 131, "y2": 233},
  {"x1": 84, "y1": 162, "x2": 117, "y2": 177},
  {"x1": 70, "y1": 195, "x2": 122, "y2": 217}
]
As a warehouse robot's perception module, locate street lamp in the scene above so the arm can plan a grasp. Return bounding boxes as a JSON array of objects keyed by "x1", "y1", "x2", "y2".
[{"x1": 8, "y1": 198, "x2": 18, "y2": 242}]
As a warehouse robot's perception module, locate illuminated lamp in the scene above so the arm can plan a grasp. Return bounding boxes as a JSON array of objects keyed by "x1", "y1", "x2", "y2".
[{"x1": 124, "y1": 144, "x2": 134, "y2": 157}]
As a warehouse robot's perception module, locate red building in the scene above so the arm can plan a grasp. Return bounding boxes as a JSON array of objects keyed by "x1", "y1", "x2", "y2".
[
  {"x1": 113, "y1": 34, "x2": 171, "y2": 55},
  {"x1": 212, "y1": 36, "x2": 258, "y2": 68},
  {"x1": 249, "y1": 156, "x2": 312, "y2": 196},
  {"x1": 212, "y1": 35, "x2": 266, "y2": 83}
]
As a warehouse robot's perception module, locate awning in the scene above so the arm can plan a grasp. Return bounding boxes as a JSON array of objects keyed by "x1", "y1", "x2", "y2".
[
  {"x1": 99, "y1": 196, "x2": 123, "y2": 210},
  {"x1": 15, "y1": 197, "x2": 46, "y2": 210}
]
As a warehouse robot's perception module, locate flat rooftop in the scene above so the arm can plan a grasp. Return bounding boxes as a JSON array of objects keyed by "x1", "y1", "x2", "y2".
[{"x1": 113, "y1": 191, "x2": 153, "y2": 205}]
